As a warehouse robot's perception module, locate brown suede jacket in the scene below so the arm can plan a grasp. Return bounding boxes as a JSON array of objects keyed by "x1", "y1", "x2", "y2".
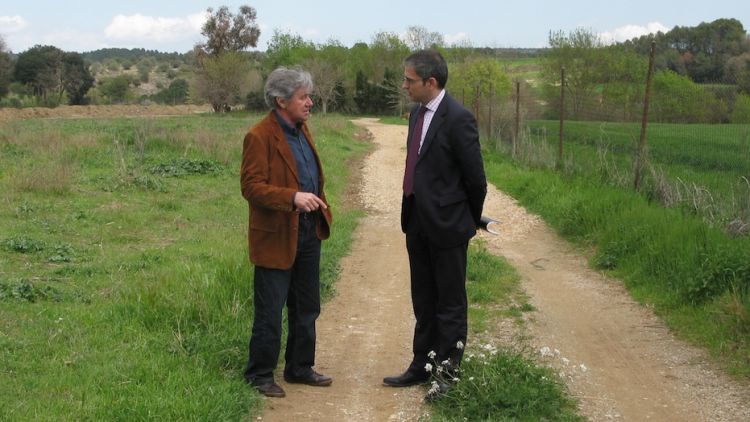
[{"x1": 240, "y1": 111, "x2": 332, "y2": 269}]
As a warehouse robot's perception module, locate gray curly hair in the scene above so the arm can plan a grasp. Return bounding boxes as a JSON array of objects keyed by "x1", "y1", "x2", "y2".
[{"x1": 264, "y1": 67, "x2": 313, "y2": 109}]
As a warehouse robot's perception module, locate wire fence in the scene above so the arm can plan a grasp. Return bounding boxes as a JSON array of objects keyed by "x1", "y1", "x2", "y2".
[{"x1": 459, "y1": 43, "x2": 750, "y2": 235}]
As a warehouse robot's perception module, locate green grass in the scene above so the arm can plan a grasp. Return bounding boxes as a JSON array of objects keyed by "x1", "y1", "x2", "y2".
[
  {"x1": 0, "y1": 112, "x2": 369, "y2": 420},
  {"x1": 429, "y1": 241, "x2": 582, "y2": 421},
  {"x1": 525, "y1": 120, "x2": 750, "y2": 225},
  {"x1": 482, "y1": 149, "x2": 750, "y2": 378}
]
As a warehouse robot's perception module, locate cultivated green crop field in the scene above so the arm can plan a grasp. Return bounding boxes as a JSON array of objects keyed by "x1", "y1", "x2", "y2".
[{"x1": 526, "y1": 120, "x2": 750, "y2": 221}]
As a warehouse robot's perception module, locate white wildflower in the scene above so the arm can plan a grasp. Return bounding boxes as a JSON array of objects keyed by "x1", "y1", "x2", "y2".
[
  {"x1": 579, "y1": 364, "x2": 588, "y2": 372},
  {"x1": 456, "y1": 340, "x2": 464, "y2": 350},
  {"x1": 424, "y1": 363, "x2": 433, "y2": 372},
  {"x1": 561, "y1": 357, "x2": 570, "y2": 365},
  {"x1": 441, "y1": 360, "x2": 450, "y2": 366},
  {"x1": 452, "y1": 377, "x2": 460, "y2": 382},
  {"x1": 428, "y1": 350, "x2": 436, "y2": 359},
  {"x1": 540, "y1": 346, "x2": 552, "y2": 357},
  {"x1": 469, "y1": 377, "x2": 475, "y2": 381},
  {"x1": 427, "y1": 381, "x2": 440, "y2": 395},
  {"x1": 436, "y1": 366, "x2": 444, "y2": 374}
]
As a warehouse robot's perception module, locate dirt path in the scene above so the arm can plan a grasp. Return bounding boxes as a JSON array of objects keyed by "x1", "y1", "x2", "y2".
[{"x1": 260, "y1": 118, "x2": 750, "y2": 421}]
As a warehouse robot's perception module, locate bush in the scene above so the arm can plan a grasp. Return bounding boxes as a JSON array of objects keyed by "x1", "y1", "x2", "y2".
[
  {"x1": 244, "y1": 91, "x2": 266, "y2": 111},
  {"x1": 731, "y1": 94, "x2": 750, "y2": 123}
]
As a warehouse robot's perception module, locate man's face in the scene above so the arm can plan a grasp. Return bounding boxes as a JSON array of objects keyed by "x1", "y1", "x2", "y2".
[
  {"x1": 279, "y1": 87, "x2": 313, "y2": 123},
  {"x1": 402, "y1": 65, "x2": 429, "y2": 104}
]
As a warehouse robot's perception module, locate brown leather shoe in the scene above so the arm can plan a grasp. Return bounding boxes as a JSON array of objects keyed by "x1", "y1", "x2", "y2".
[
  {"x1": 383, "y1": 370, "x2": 430, "y2": 387},
  {"x1": 253, "y1": 381, "x2": 286, "y2": 398},
  {"x1": 284, "y1": 370, "x2": 332, "y2": 386}
]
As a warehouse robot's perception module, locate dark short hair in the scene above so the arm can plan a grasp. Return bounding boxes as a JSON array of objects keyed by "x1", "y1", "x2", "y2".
[
  {"x1": 404, "y1": 49, "x2": 448, "y2": 89},
  {"x1": 264, "y1": 67, "x2": 313, "y2": 109}
]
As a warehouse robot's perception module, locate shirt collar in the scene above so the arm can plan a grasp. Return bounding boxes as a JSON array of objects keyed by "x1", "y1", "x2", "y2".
[
  {"x1": 423, "y1": 89, "x2": 446, "y2": 113},
  {"x1": 274, "y1": 109, "x2": 302, "y2": 135}
]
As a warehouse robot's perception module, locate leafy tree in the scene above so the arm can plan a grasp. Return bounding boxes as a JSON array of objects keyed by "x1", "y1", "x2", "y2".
[
  {"x1": 194, "y1": 52, "x2": 252, "y2": 112},
  {"x1": 542, "y1": 28, "x2": 603, "y2": 119},
  {"x1": 650, "y1": 70, "x2": 724, "y2": 123},
  {"x1": 265, "y1": 30, "x2": 315, "y2": 70},
  {"x1": 0, "y1": 37, "x2": 12, "y2": 98},
  {"x1": 193, "y1": 4, "x2": 260, "y2": 112},
  {"x1": 196, "y1": 5, "x2": 260, "y2": 56},
  {"x1": 61, "y1": 52, "x2": 94, "y2": 105},
  {"x1": 623, "y1": 18, "x2": 749, "y2": 83},
  {"x1": 98, "y1": 75, "x2": 131, "y2": 104},
  {"x1": 14, "y1": 45, "x2": 64, "y2": 100},
  {"x1": 152, "y1": 78, "x2": 189, "y2": 104},
  {"x1": 450, "y1": 57, "x2": 512, "y2": 102}
]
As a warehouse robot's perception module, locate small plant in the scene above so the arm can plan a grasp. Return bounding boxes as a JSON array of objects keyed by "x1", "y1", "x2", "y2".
[{"x1": 3, "y1": 235, "x2": 45, "y2": 253}]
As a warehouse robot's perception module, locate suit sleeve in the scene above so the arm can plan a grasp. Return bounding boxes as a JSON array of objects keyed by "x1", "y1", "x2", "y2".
[{"x1": 450, "y1": 108, "x2": 487, "y2": 225}]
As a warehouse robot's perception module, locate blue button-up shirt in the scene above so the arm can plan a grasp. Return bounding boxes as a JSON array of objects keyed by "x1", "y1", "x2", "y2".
[{"x1": 275, "y1": 111, "x2": 320, "y2": 197}]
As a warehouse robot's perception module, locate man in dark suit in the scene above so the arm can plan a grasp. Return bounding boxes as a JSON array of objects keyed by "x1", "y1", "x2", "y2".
[
  {"x1": 383, "y1": 50, "x2": 487, "y2": 400},
  {"x1": 241, "y1": 67, "x2": 334, "y2": 398}
]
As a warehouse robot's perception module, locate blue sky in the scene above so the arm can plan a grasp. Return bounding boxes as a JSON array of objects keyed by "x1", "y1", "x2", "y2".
[{"x1": 0, "y1": 0, "x2": 747, "y2": 53}]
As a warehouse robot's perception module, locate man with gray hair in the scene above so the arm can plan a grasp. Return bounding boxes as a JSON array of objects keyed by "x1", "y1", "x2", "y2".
[{"x1": 241, "y1": 67, "x2": 333, "y2": 398}]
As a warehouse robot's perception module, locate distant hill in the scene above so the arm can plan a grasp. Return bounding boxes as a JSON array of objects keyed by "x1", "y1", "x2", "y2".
[{"x1": 82, "y1": 48, "x2": 191, "y2": 63}]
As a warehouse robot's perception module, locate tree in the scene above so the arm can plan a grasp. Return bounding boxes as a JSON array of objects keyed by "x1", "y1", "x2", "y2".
[
  {"x1": 404, "y1": 26, "x2": 444, "y2": 51},
  {"x1": 61, "y1": 52, "x2": 94, "y2": 105},
  {"x1": 0, "y1": 37, "x2": 12, "y2": 98},
  {"x1": 152, "y1": 79, "x2": 189, "y2": 104},
  {"x1": 194, "y1": 52, "x2": 252, "y2": 112},
  {"x1": 14, "y1": 45, "x2": 64, "y2": 100},
  {"x1": 98, "y1": 75, "x2": 131, "y2": 104},
  {"x1": 650, "y1": 70, "x2": 723, "y2": 123},
  {"x1": 196, "y1": 5, "x2": 260, "y2": 56},
  {"x1": 542, "y1": 28, "x2": 603, "y2": 119},
  {"x1": 305, "y1": 40, "x2": 347, "y2": 114},
  {"x1": 265, "y1": 30, "x2": 315, "y2": 70},
  {"x1": 194, "y1": 4, "x2": 260, "y2": 112}
]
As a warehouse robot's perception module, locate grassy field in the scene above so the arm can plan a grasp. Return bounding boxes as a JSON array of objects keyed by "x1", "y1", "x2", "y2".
[{"x1": 0, "y1": 112, "x2": 368, "y2": 420}]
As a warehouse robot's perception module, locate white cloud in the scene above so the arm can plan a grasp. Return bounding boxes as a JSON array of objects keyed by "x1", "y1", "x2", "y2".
[
  {"x1": 104, "y1": 12, "x2": 208, "y2": 44},
  {"x1": 0, "y1": 15, "x2": 29, "y2": 33},
  {"x1": 600, "y1": 22, "x2": 669, "y2": 44}
]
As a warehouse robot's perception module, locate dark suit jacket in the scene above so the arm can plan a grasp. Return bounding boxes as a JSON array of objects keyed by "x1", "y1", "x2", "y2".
[
  {"x1": 241, "y1": 111, "x2": 333, "y2": 269},
  {"x1": 400, "y1": 93, "x2": 487, "y2": 247}
]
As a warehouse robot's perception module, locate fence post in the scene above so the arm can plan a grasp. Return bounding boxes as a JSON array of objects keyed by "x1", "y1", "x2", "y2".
[
  {"x1": 634, "y1": 41, "x2": 656, "y2": 191},
  {"x1": 514, "y1": 81, "x2": 520, "y2": 158},
  {"x1": 558, "y1": 66, "x2": 565, "y2": 167},
  {"x1": 488, "y1": 83, "x2": 493, "y2": 147},
  {"x1": 475, "y1": 85, "x2": 481, "y2": 135}
]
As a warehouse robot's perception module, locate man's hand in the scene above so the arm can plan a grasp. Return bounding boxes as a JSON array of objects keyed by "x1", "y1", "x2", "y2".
[{"x1": 294, "y1": 192, "x2": 327, "y2": 213}]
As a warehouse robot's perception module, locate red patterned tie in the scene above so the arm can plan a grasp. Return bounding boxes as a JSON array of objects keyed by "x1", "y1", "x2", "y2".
[{"x1": 403, "y1": 106, "x2": 427, "y2": 196}]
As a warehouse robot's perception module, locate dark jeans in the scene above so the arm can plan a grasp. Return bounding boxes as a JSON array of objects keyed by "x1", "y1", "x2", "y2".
[{"x1": 244, "y1": 215, "x2": 321, "y2": 385}]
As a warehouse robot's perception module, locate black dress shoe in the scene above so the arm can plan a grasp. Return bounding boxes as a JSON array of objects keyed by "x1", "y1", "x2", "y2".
[
  {"x1": 253, "y1": 381, "x2": 286, "y2": 398},
  {"x1": 284, "y1": 370, "x2": 333, "y2": 386},
  {"x1": 383, "y1": 370, "x2": 430, "y2": 387}
]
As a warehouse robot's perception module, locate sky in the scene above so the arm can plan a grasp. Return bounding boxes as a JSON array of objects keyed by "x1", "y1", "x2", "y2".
[{"x1": 0, "y1": 0, "x2": 748, "y2": 54}]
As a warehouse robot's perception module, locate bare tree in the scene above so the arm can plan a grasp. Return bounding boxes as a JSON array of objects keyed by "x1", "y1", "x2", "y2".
[{"x1": 404, "y1": 26, "x2": 444, "y2": 51}]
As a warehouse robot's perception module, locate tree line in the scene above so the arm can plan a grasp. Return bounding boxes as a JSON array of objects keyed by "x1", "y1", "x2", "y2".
[{"x1": 0, "y1": 6, "x2": 748, "y2": 123}]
